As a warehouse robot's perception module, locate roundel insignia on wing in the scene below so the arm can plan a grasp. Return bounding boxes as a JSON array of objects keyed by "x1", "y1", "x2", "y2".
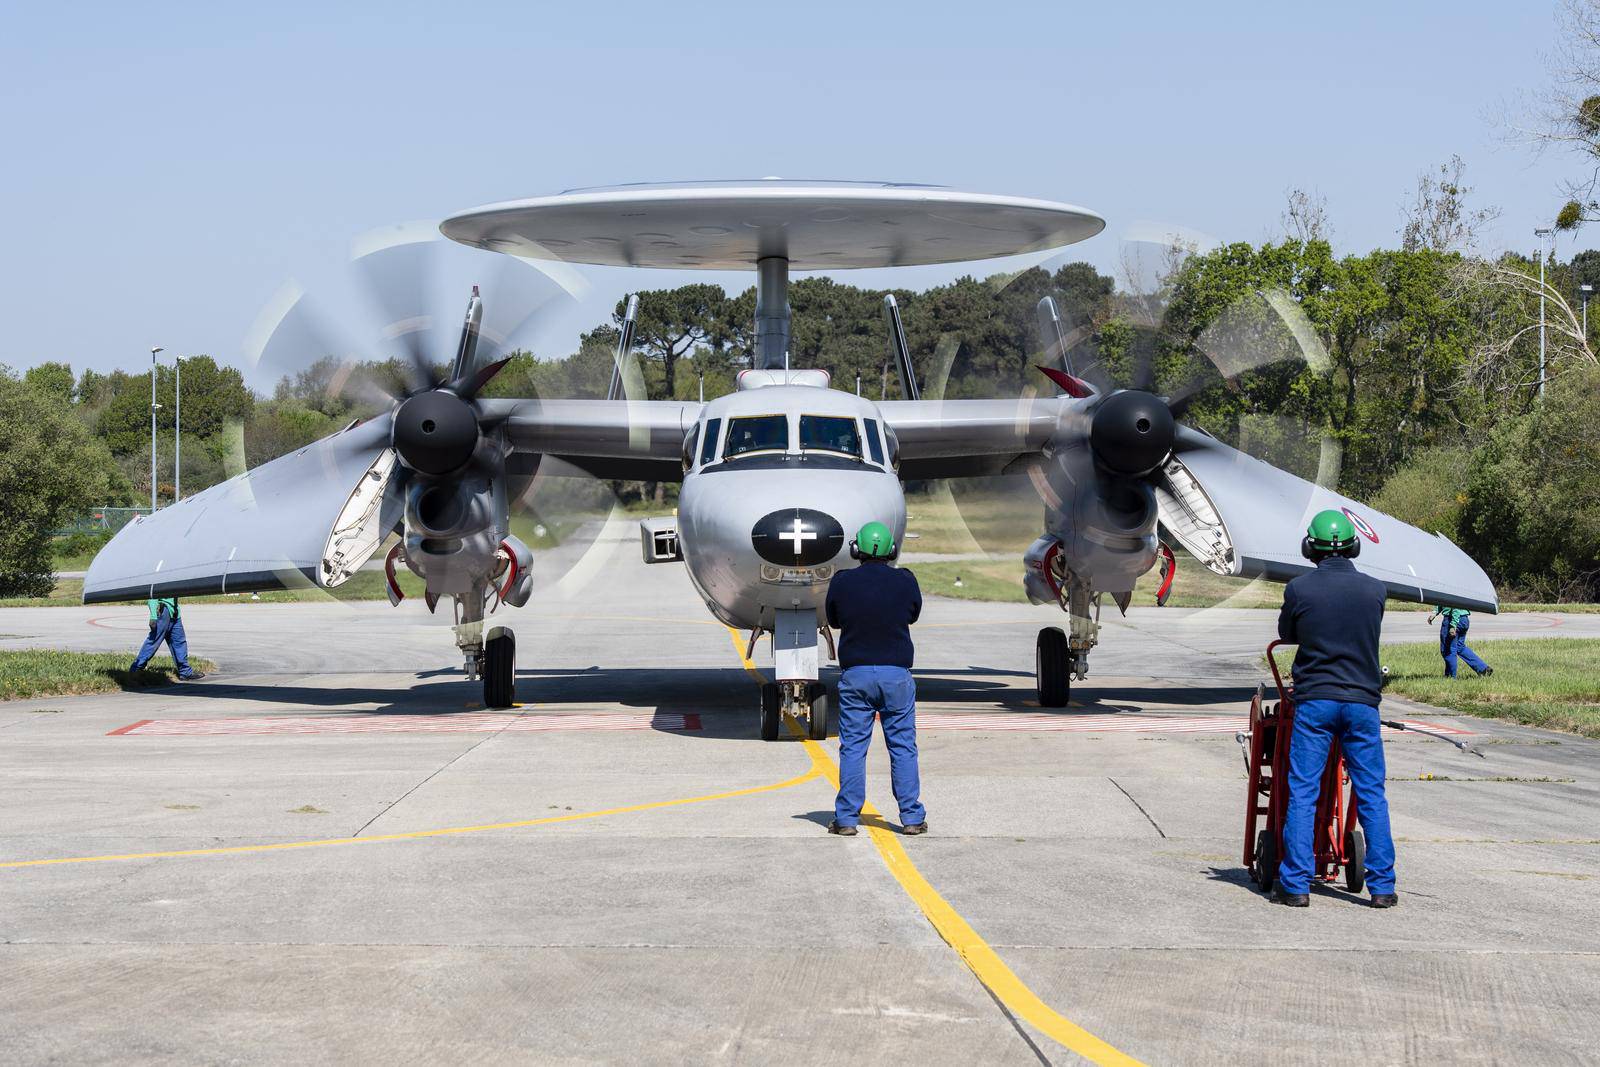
[
  {"x1": 1342, "y1": 506, "x2": 1380, "y2": 543},
  {"x1": 751, "y1": 508, "x2": 845, "y2": 566}
]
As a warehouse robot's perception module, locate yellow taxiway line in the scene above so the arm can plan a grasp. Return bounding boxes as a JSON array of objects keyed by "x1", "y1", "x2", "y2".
[
  {"x1": 0, "y1": 765, "x2": 821, "y2": 870},
  {"x1": 725, "y1": 625, "x2": 1142, "y2": 1067}
]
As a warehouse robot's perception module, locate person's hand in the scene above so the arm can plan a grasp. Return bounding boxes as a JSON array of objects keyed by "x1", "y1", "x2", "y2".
[
  {"x1": 1448, "y1": 626, "x2": 1457, "y2": 640},
  {"x1": 148, "y1": 620, "x2": 157, "y2": 636}
]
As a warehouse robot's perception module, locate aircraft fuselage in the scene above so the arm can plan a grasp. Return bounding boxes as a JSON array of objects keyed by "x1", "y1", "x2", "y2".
[{"x1": 677, "y1": 382, "x2": 906, "y2": 632}]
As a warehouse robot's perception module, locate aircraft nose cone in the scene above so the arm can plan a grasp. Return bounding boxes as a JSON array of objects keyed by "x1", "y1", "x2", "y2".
[{"x1": 751, "y1": 508, "x2": 845, "y2": 566}]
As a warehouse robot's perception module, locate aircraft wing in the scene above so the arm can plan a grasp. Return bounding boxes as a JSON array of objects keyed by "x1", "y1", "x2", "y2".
[
  {"x1": 83, "y1": 417, "x2": 397, "y2": 604},
  {"x1": 484, "y1": 398, "x2": 702, "y2": 482},
  {"x1": 879, "y1": 398, "x2": 1061, "y2": 479},
  {"x1": 1160, "y1": 427, "x2": 1498, "y2": 613}
]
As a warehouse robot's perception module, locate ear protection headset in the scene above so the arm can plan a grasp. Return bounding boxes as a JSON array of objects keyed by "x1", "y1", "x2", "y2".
[
  {"x1": 848, "y1": 538, "x2": 899, "y2": 561},
  {"x1": 1301, "y1": 536, "x2": 1360, "y2": 561}
]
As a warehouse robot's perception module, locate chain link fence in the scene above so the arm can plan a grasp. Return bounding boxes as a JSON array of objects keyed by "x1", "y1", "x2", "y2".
[{"x1": 54, "y1": 507, "x2": 154, "y2": 537}]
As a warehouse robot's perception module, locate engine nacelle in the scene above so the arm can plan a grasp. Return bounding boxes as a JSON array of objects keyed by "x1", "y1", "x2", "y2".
[
  {"x1": 402, "y1": 475, "x2": 506, "y2": 597},
  {"x1": 1032, "y1": 441, "x2": 1162, "y2": 598}
]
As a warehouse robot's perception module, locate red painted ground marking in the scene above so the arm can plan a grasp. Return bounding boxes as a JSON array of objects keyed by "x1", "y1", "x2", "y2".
[
  {"x1": 87, "y1": 616, "x2": 126, "y2": 630},
  {"x1": 109, "y1": 711, "x2": 701, "y2": 737},
  {"x1": 915, "y1": 713, "x2": 1471, "y2": 736}
]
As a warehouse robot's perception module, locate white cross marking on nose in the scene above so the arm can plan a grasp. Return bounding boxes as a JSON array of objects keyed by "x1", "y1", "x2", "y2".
[{"x1": 777, "y1": 516, "x2": 816, "y2": 556}]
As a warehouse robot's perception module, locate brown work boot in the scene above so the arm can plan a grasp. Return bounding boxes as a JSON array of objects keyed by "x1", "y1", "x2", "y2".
[
  {"x1": 827, "y1": 821, "x2": 858, "y2": 837},
  {"x1": 901, "y1": 822, "x2": 927, "y2": 836},
  {"x1": 1370, "y1": 893, "x2": 1399, "y2": 908}
]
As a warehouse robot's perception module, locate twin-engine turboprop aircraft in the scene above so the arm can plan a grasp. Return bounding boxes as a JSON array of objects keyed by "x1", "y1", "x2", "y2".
[{"x1": 85, "y1": 181, "x2": 1497, "y2": 736}]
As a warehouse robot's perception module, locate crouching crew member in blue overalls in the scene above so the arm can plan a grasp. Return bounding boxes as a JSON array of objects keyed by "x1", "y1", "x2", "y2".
[
  {"x1": 1272, "y1": 510, "x2": 1397, "y2": 908},
  {"x1": 823, "y1": 521, "x2": 927, "y2": 837},
  {"x1": 1430, "y1": 604, "x2": 1493, "y2": 679},
  {"x1": 129, "y1": 596, "x2": 206, "y2": 681}
]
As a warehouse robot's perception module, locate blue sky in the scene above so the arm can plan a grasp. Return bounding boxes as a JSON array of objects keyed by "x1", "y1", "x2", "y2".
[{"x1": 0, "y1": 1, "x2": 1590, "y2": 384}]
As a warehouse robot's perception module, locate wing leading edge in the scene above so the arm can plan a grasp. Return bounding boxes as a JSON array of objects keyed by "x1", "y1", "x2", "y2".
[{"x1": 1159, "y1": 427, "x2": 1498, "y2": 613}]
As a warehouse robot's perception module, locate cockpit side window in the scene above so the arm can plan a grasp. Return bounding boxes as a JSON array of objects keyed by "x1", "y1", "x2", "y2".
[
  {"x1": 724, "y1": 415, "x2": 788, "y2": 459},
  {"x1": 863, "y1": 418, "x2": 885, "y2": 464},
  {"x1": 698, "y1": 417, "x2": 722, "y2": 466},
  {"x1": 798, "y1": 415, "x2": 861, "y2": 458}
]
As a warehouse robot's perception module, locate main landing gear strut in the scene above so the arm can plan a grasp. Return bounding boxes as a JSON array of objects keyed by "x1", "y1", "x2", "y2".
[
  {"x1": 1035, "y1": 578, "x2": 1099, "y2": 707},
  {"x1": 453, "y1": 578, "x2": 518, "y2": 710}
]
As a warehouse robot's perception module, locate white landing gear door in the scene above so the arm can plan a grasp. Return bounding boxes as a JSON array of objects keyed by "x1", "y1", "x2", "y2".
[
  {"x1": 319, "y1": 448, "x2": 401, "y2": 588},
  {"x1": 772, "y1": 608, "x2": 820, "y2": 683}
]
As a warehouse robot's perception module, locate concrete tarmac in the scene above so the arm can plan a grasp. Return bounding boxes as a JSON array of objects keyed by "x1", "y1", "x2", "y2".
[{"x1": 3, "y1": 537, "x2": 1599, "y2": 1065}]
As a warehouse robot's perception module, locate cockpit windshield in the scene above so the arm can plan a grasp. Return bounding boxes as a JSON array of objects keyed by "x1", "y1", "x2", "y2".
[
  {"x1": 798, "y1": 415, "x2": 860, "y2": 458},
  {"x1": 724, "y1": 415, "x2": 789, "y2": 459}
]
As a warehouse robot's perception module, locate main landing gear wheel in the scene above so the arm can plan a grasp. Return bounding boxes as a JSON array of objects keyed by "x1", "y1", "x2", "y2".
[
  {"x1": 1252, "y1": 828, "x2": 1279, "y2": 893},
  {"x1": 806, "y1": 682, "x2": 829, "y2": 740},
  {"x1": 484, "y1": 629, "x2": 516, "y2": 709},
  {"x1": 1344, "y1": 828, "x2": 1367, "y2": 894},
  {"x1": 759, "y1": 683, "x2": 781, "y2": 742},
  {"x1": 1036, "y1": 626, "x2": 1071, "y2": 708}
]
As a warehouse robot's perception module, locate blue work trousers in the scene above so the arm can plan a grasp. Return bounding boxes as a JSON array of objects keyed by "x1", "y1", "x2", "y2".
[
  {"x1": 130, "y1": 612, "x2": 197, "y2": 677},
  {"x1": 1440, "y1": 618, "x2": 1489, "y2": 678},
  {"x1": 1278, "y1": 699, "x2": 1396, "y2": 895},
  {"x1": 834, "y1": 665, "x2": 925, "y2": 828}
]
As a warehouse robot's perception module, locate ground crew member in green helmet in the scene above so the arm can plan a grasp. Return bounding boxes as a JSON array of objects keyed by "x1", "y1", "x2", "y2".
[
  {"x1": 1272, "y1": 509, "x2": 1396, "y2": 908},
  {"x1": 823, "y1": 520, "x2": 926, "y2": 837}
]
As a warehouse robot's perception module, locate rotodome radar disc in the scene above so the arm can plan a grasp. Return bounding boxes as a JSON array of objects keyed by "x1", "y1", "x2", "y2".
[{"x1": 440, "y1": 180, "x2": 1106, "y2": 269}]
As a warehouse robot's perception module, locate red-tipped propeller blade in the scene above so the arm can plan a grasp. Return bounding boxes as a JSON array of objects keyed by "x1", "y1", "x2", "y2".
[{"x1": 1036, "y1": 364, "x2": 1096, "y2": 399}]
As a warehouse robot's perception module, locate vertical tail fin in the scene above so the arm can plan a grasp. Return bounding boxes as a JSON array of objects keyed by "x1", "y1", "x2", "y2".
[
  {"x1": 607, "y1": 294, "x2": 640, "y2": 401},
  {"x1": 882, "y1": 294, "x2": 920, "y2": 401}
]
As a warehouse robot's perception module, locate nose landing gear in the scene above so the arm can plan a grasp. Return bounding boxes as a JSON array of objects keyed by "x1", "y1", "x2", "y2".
[{"x1": 759, "y1": 681, "x2": 829, "y2": 741}]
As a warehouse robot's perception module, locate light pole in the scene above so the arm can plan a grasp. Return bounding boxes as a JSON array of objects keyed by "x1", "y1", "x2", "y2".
[
  {"x1": 1535, "y1": 227, "x2": 1554, "y2": 399},
  {"x1": 174, "y1": 355, "x2": 182, "y2": 501},
  {"x1": 149, "y1": 347, "x2": 163, "y2": 511},
  {"x1": 1583, "y1": 284, "x2": 1594, "y2": 341}
]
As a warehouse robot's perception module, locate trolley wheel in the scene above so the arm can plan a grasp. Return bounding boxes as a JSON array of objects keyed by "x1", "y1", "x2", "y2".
[
  {"x1": 1252, "y1": 829, "x2": 1279, "y2": 892},
  {"x1": 806, "y1": 682, "x2": 829, "y2": 740},
  {"x1": 483, "y1": 629, "x2": 516, "y2": 709},
  {"x1": 1036, "y1": 626, "x2": 1071, "y2": 707},
  {"x1": 759, "y1": 683, "x2": 781, "y2": 742},
  {"x1": 1344, "y1": 828, "x2": 1367, "y2": 894}
]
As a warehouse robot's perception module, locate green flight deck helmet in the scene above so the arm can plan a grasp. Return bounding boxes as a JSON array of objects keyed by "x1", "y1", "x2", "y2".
[
  {"x1": 850, "y1": 521, "x2": 896, "y2": 561},
  {"x1": 1301, "y1": 508, "x2": 1361, "y2": 560}
]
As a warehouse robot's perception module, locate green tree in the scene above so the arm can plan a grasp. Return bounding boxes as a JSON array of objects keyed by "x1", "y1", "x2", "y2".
[
  {"x1": 623, "y1": 285, "x2": 725, "y2": 399},
  {"x1": 23, "y1": 362, "x2": 75, "y2": 405},
  {"x1": 1458, "y1": 366, "x2": 1600, "y2": 599},
  {"x1": 0, "y1": 369, "x2": 118, "y2": 596},
  {"x1": 94, "y1": 357, "x2": 252, "y2": 456}
]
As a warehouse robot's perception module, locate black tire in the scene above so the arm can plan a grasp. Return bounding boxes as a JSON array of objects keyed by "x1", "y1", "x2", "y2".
[
  {"x1": 1252, "y1": 828, "x2": 1279, "y2": 892},
  {"x1": 484, "y1": 629, "x2": 516, "y2": 709},
  {"x1": 1036, "y1": 626, "x2": 1071, "y2": 707},
  {"x1": 759, "y1": 683, "x2": 781, "y2": 742},
  {"x1": 1344, "y1": 827, "x2": 1367, "y2": 894},
  {"x1": 807, "y1": 683, "x2": 829, "y2": 740}
]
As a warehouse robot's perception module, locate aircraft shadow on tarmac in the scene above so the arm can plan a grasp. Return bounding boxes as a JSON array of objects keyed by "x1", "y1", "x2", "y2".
[{"x1": 143, "y1": 666, "x2": 1259, "y2": 736}]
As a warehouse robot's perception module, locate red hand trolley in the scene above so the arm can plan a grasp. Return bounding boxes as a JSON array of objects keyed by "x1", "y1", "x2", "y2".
[{"x1": 1242, "y1": 640, "x2": 1367, "y2": 894}]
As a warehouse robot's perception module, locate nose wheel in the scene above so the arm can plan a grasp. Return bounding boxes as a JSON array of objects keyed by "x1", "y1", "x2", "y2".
[{"x1": 758, "y1": 681, "x2": 829, "y2": 740}]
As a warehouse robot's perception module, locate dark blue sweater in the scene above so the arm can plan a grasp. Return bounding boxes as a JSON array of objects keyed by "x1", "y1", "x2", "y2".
[
  {"x1": 1277, "y1": 556, "x2": 1387, "y2": 706},
  {"x1": 825, "y1": 561, "x2": 922, "y2": 669}
]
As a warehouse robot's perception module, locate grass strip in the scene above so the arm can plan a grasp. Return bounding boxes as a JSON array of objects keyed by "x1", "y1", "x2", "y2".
[
  {"x1": 1272, "y1": 637, "x2": 1600, "y2": 740},
  {"x1": 0, "y1": 650, "x2": 218, "y2": 701}
]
